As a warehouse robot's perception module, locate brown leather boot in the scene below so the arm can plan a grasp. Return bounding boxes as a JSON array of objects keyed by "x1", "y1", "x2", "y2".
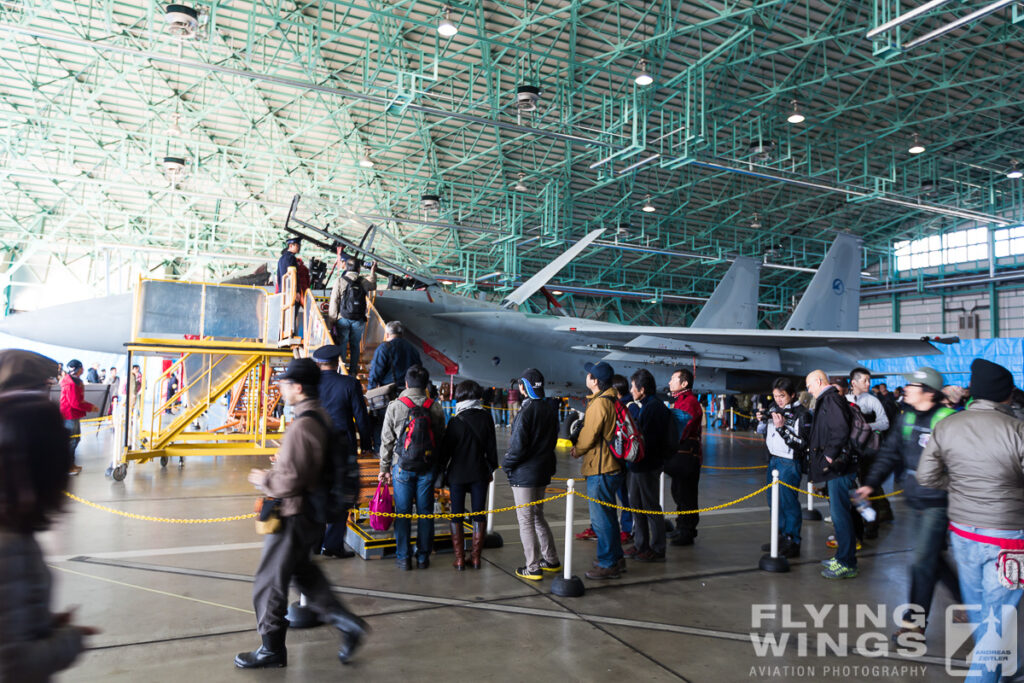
[
  {"x1": 450, "y1": 522, "x2": 465, "y2": 571},
  {"x1": 471, "y1": 521, "x2": 485, "y2": 569}
]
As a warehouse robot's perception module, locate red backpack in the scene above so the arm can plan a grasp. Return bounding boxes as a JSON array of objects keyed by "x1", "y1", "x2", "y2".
[
  {"x1": 602, "y1": 396, "x2": 645, "y2": 464},
  {"x1": 394, "y1": 397, "x2": 437, "y2": 473}
]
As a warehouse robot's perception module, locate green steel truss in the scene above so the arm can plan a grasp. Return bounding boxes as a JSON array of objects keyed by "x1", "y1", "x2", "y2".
[{"x1": 1, "y1": 0, "x2": 1022, "y2": 326}]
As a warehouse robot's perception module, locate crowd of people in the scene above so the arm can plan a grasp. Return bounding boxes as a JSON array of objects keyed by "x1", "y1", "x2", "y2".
[{"x1": 5, "y1": 317, "x2": 1023, "y2": 680}]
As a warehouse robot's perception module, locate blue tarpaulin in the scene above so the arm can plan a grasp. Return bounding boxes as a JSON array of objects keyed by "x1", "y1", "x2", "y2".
[{"x1": 863, "y1": 338, "x2": 1024, "y2": 389}]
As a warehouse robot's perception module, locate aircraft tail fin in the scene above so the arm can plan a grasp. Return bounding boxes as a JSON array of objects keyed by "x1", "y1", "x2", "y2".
[
  {"x1": 691, "y1": 256, "x2": 760, "y2": 329},
  {"x1": 784, "y1": 233, "x2": 862, "y2": 331}
]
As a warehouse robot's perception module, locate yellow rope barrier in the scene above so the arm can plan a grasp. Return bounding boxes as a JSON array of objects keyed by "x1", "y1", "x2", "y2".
[
  {"x1": 575, "y1": 483, "x2": 772, "y2": 515},
  {"x1": 63, "y1": 492, "x2": 257, "y2": 524},
  {"x1": 703, "y1": 464, "x2": 767, "y2": 470}
]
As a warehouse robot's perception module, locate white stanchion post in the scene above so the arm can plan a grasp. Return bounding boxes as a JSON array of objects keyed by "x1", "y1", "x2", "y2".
[
  {"x1": 803, "y1": 480, "x2": 823, "y2": 521},
  {"x1": 483, "y1": 470, "x2": 503, "y2": 548},
  {"x1": 730, "y1": 409, "x2": 735, "y2": 431},
  {"x1": 769, "y1": 470, "x2": 780, "y2": 558},
  {"x1": 758, "y1": 470, "x2": 789, "y2": 572},
  {"x1": 660, "y1": 471, "x2": 673, "y2": 533},
  {"x1": 551, "y1": 478, "x2": 584, "y2": 597},
  {"x1": 486, "y1": 477, "x2": 496, "y2": 535}
]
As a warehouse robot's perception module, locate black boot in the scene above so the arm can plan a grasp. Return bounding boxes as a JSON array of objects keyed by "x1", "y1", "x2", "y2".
[
  {"x1": 329, "y1": 611, "x2": 369, "y2": 664},
  {"x1": 234, "y1": 633, "x2": 287, "y2": 668}
]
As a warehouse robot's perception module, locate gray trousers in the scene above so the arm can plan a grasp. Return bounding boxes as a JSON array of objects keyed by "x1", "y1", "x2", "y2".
[
  {"x1": 511, "y1": 486, "x2": 559, "y2": 572},
  {"x1": 253, "y1": 513, "x2": 354, "y2": 639},
  {"x1": 627, "y1": 470, "x2": 666, "y2": 554}
]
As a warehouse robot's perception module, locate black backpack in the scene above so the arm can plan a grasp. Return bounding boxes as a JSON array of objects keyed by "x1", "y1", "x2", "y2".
[
  {"x1": 394, "y1": 397, "x2": 437, "y2": 473},
  {"x1": 300, "y1": 411, "x2": 361, "y2": 524},
  {"x1": 338, "y1": 273, "x2": 367, "y2": 320}
]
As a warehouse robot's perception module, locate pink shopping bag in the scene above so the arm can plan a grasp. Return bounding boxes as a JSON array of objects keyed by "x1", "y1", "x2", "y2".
[{"x1": 369, "y1": 480, "x2": 394, "y2": 531}]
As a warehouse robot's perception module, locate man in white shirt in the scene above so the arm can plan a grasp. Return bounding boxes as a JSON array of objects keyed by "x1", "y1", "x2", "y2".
[{"x1": 849, "y1": 367, "x2": 894, "y2": 532}]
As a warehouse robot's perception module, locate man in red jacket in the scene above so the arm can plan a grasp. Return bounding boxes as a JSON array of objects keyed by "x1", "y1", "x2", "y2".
[
  {"x1": 60, "y1": 359, "x2": 97, "y2": 475},
  {"x1": 667, "y1": 368, "x2": 703, "y2": 546}
]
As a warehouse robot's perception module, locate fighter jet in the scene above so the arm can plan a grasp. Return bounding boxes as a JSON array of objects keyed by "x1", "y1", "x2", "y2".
[{"x1": 0, "y1": 195, "x2": 955, "y2": 392}]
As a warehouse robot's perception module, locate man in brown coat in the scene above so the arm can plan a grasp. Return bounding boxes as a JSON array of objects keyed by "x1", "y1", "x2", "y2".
[
  {"x1": 571, "y1": 361, "x2": 624, "y2": 580},
  {"x1": 236, "y1": 358, "x2": 367, "y2": 669}
]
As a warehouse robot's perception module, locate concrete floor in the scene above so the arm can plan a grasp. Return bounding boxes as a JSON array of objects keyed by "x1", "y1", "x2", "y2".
[{"x1": 46, "y1": 426, "x2": 985, "y2": 682}]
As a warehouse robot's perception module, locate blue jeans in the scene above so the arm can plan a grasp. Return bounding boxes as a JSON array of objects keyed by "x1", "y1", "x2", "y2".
[
  {"x1": 587, "y1": 473, "x2": 624, "y2": 568},
  {"x1": 950, "y1": 523, "x2": 1024, "y2": 682},
  {"x1": 392, "y1": 465, "x2": 435, "y2": 562},
  {"x1": 766, "y1": 456, "x2": 802, "y2": 545},
  {"x1": 907, "y1": 506, "x2": 960, "y2": 625},
  {"x1": 826, "y1": 472, "x2": 857, "y2": 567},
  {"x1": 449, "y1": 481, "x2": 487, "y2": 516},
  {"x1": 618, "y1": 478, "x2": 633, "y2": 534},
  {"x1": 334, "y1": 317, "x2": 366, "y2": 372}
]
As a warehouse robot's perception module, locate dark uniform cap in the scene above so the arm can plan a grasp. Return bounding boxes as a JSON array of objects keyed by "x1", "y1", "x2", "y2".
[
  {"x1": 286, "y1": 237, "x2": 301, "y2": 246},
  {"x1": 279, "y1": 358, "x2": 320, "y2": 385},
  {"x1": 311, "y1": 345, "x2": 345, "y2": 364}
]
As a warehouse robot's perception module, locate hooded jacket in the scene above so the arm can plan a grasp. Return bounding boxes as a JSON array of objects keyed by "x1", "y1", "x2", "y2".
[
  {"x1": 916, "y1": 399, "x2": 1024, "y2": 529},
  {"x1": 503, "y1": 397, "x2": 559, "y2": 487},
  {"x1": 575, "y1": 387, "x2": 622, "y2": 477}
]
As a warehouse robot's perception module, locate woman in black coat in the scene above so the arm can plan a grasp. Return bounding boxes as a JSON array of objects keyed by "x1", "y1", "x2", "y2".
[{"x1": 438, "y1": 380, "x2": 497, "y2": 570}]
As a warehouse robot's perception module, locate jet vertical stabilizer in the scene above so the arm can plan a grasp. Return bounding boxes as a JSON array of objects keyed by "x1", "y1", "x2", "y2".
[
  {"x1": 690, "y1": 256, "x2": 760, "y2": 329},
  {"x1": 784, "y1": 234, "x2": 862, "y2": 331}
]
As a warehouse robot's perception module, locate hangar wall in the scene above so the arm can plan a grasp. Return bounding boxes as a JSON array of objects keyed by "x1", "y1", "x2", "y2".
[{"x1": 859, "y1": 287, "x2": 1024, "y2": 338}]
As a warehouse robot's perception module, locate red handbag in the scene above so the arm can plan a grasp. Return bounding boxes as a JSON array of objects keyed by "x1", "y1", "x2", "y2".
[{"x1": 369, "y1": 480, "x2": 394, "y2": 531}]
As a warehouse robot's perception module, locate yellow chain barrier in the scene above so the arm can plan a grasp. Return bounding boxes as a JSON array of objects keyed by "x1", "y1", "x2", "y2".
[
  {"x1": 365, "y1": 491, "x2": 568, "y2": 519},
  {"x1": 778, "y1": 481, "x2": 903, "y2": 501},
  {"x1": 63, "y1": 492, "x2": 257, "y2": 524},
  {"x1": 575, "y1": 483, "x2": 772, "y2": 516}
]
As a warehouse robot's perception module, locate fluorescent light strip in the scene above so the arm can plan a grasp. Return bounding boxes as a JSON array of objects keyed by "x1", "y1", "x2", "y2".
[
  {"x1": 903, "y1": 0, "x2": 1017, "y2": 49},
  {"x1": 865, "y1": 0, "x2": 952, "y2": 39}
]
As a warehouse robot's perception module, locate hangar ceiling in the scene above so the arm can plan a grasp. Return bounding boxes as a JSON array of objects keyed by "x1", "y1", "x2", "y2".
[{"x1": 0, "y1": 1, "x2": 1022, "y2": 325}]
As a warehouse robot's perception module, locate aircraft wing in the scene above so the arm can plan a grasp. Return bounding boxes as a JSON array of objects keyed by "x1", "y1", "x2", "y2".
[{"x1": 552, "y1": 324, "x2": 957, "y2": 357}]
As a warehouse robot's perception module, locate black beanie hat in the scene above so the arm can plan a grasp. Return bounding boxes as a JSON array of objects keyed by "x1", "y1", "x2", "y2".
[{"x1": 969, "y1": 358, "x2": 1014, "y2": 403}]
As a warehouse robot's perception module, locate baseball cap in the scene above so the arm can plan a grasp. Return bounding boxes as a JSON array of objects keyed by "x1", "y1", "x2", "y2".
[
  {"x1": 520, "y1": 368, "x2": 545, "y2": 399},
  {"x1": 900, "y1": 367, "x2": 943, "y2": 393},
  {"x1": 583, "y1": 361, "x2": 613, "y2": 384},
  {"x1": 279, "y1": 358, "x2": 319, "y2": 385}
]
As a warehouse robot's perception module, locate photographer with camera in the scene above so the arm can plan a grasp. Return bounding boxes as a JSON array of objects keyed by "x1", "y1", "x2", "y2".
[
  {"x1": 805, "y1": 369, "x2": 859, "y2": 580},
  {"x1": 755, "y1": 378, "x2": 810, "y2": 559}
]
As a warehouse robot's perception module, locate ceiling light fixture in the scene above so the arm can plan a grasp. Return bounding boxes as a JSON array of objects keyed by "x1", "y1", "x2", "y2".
[
  {"x1": 550, "y1": 290, "x2": 563, "y2": 295},
  {"x1": 437, "y1": 7, "x2": 458, "y2": 37},
  {"x1": 634, "y1": 59, "x2": 653, "y2": 87},
  {"x1": 786, "y1": 100, "x2": 805, "y2": 124},
  {"x1": 1007, "y1": 161, "x2": 1023, "y2": 180},
  {"x1": 641, "y1": 195, "x2": 656, "y2": 213},
  {"x1": 908, "y1": 134, "x2": 926, "y2": 155},
  {"x1": 359, "y1": 148, "x2": 374, "y2": 168},
  {"x1": 750, "y1": 213, "x2": 763, "y2": 230},
  {"x1": 162, "y1": 156, "x2": 187, "y2": 185},
  {"x1": 514, "y1": 172, "x2": 528, "y2": 192},
  {"x1": 420, "y1": 193, "x2": 441, "y2": 211},
  {"x1": 516, "y1": 85, "x2": 540, "y2": 112},
  {"x1": 166, "y1": 111, "x2": 183, "y2": 136},
  {"x1": 165, "y1": 4, "x2": 199, "y2": 39}
]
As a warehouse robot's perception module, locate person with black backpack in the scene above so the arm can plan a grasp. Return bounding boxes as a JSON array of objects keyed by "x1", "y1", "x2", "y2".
[
  {"x1": 238, "y1": 358, "x2": 367, "y2": 669},
  {"x1": 328, "y1": 256, "x2": 377, "y2": 375},
  {"x1": 805, "y1": 369, "x2": 859, "y2": 580},
  {"x1": 437, "y1": 380, "x2": 497, "y2": 571},
  {"x1": 379, "y1": 365, "x2": 446, "y2": 570}
]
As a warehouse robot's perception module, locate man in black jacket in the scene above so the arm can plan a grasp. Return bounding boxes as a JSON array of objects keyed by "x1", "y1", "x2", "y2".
[
  {"x1": 503, "y1": 368, "x2": 561, "y2": 581},
  {"x1": 624, "y1": 369, "x2": 670, "y2": 561},
  {"x1": 855, "y1": 367, "x2": 957, "y2": 639},
  {"x1": 805, "y1": 369, "x2": 858, "y2": 580}
]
